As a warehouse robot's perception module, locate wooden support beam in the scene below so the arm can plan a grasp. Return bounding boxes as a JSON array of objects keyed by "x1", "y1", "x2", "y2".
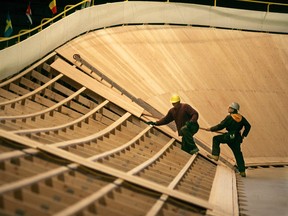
[
  {"x1": 50, "y1": 59, "x2": 144, "y2": 118},
  {"x1": 207, "y1": 164, "x2": 238, "y2": 216},
  {"x1": 0, "y1": 129, "x2": 211, "y2": 210}
]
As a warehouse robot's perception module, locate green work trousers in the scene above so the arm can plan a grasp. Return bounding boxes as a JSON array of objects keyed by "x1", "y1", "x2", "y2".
[
  {"x1": 212, "y1": 134, "x2": 246, "y2": 172},
  {"x1": 180, "y1": 122, "x2": 199, "y2": 153}
]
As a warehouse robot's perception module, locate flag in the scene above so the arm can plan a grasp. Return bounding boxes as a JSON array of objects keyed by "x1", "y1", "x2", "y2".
[
  {"x1": 26, "y1": 2, "x2": 32, "y2": 25},
  {"x1": 4, "y1": 12, "x2": 13, "y2": 37},
  {"x1": 49, "y1": 0, "x2": 57, "y2": 14}
]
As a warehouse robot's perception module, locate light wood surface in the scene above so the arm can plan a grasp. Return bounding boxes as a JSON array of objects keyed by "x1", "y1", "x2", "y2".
[
  {"x1": 56, "y1": 25, "x2": 288, "y2": 165},
  {"x1": 207, "y1": 164, "x2": 238, "y2": 216}
]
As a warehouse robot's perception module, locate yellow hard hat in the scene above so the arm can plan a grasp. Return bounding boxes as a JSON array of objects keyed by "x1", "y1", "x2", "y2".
[{"x1": 170, "y1": 94, "x2": 181, "y2": 103}]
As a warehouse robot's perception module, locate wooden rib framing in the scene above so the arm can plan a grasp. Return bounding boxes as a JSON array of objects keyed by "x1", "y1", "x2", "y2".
[
  {"x1": 50, "y1": 58, "x2": 144, "y2": 118},
  {"x1": 0, "y1": 129, "x2": 211, "y2": 210},
  {"x1": 146, "y1": 153, "x2": 198, "y2": 216},
  {"x1": 0, "y1": 64, "x2": 216, "y2": 212},
  {"x1": 13, "y1": 100, "x2": 110, "y2": 135},
  {"x1": 0, "y1": 86, "x2": 86, "y2": 121},
  {"x1": 52, "y1": 138, "x2": 177, "y2": 216},
  {"x1": 0, "y1": 74, "x2": 63, "y2": 108},
  {"x1": 52, "y1": 112, "x2": 132, "y2": 148}
]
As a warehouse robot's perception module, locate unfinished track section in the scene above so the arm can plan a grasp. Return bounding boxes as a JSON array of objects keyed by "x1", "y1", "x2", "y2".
[{"x1": 0, "y1": 53, "x2": 217, "y2": 215}]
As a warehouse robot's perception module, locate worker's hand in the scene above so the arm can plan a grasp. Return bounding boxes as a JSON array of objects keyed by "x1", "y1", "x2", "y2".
[
  {"x1": 180, "y1": 125, "x2": 188, "y2": 136},
  {"x1": 146, "y1": 121, "x2": 156, "y2": 126}
]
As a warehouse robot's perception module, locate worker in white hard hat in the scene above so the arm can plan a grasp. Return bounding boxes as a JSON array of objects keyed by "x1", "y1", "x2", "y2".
[
  {"x1": 203, "y1": 102, "x2": 251, "y2": 177},
  {"x1": 147, "y1": 94, "x2": 200, "y2": 155}
]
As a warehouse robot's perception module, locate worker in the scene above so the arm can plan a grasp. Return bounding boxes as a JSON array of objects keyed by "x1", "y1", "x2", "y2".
[
  {"x1": 203, "y1": 102, "x2": 251, "y2": 177},
  {"x1": 147, "y1": 94, "x2": 200, "y2": 155}
]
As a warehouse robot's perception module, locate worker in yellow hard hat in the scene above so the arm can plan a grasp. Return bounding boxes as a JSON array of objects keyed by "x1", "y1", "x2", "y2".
[{"x1": 147, "y1": 94, "x2": 200, "y2": 155}]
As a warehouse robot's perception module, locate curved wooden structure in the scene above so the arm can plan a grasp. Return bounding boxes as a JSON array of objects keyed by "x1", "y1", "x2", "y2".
[
  {"x1": 56, "y1": 25, "x2": 288, "y2": 166},
  {"x1": 0, "y1": 51, "x2": 223, "y2": 215}
]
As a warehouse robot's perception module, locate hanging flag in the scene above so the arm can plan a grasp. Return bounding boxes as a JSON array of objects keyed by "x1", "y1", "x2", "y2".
[
  {"x1": 26, "y1": 2, "x2": 33, "y2": 25},
  {"x1": 4, "y1": 12, "x2": 13, "y2": 37},
  {"x1": 49, "y1": 0, "x2": 57, "y2": 14}
]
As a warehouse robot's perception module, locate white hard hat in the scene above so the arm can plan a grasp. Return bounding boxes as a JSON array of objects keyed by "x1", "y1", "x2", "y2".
[{"x1": 229, "y1": 102, "x2": 240, "y2": 111}]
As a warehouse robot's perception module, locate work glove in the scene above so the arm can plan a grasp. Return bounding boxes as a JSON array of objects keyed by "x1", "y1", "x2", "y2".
[
  {"x1": 146, "y1": 121, "x2": 156, "y2": 126},
  {"x1": 179, "y1": 124, "x2": 188, "y2": 136}
]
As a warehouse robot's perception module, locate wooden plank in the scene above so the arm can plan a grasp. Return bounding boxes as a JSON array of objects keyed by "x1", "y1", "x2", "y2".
[
  {"x1": 50, "y1": 59, "x2": 144, "y2": 118},
  {"x1": 34, "y1": 182, "x2": 79, "y2": 204},
  {"x1": 29, "y1": 70, "x2": 95, "y2": 114},
  {"x1": 42, "y1": 145, "x2": 211, "y2": 209},
  {"x1": 88, "y1": 126, "x2": 151, "y2": 161},
  {"x1": 0, "y1": 87, "x2": 86, "y2": 121},
  {"x1": 0, "y1": 88, "x2": 18, "y2": 101},
  {"x1": 0, "y1": 74, "x2": 63, "y2": 106},
  {"x1": 207, "y1": 164, "x2": 238, "y2": 216},
  {"x1": 0, "y1": 130, "x2": 40, "y2": 149},
  {"x1": 0, "y1": 129, "x2": 211, "y2": 209},
  {"x1": 52, "y1": 112, "x2": 132, "y2": 148},
  {"x1": 146, "y1": 155, "x2": 198, "y2": 215},
  {"x1": 1, "y1": 195, "x2": 51, "y2": 216},
  {"x1": 13, "y1": 100, "x2": 109, "y2": 135},
  {"x1": 245, "y1": 157, "x2": 288, "y2": 166},
  {"x1": 20, "y1": 189, "x2": 67, "y2": 212}
]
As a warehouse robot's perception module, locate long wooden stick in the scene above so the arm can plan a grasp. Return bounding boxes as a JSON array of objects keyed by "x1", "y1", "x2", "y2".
[{"x1": 199, "y1": 127, "x2": 224, "y2": 134}]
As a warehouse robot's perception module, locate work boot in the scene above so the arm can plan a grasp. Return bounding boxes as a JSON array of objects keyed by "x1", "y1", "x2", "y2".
[
  {"x1": 240, "y1": 172, "x2": 246, "y2": 177},
  {"x1": 190, "y1": 148, "x2": 199, "y2": 155},
  {"x1": 207, "y1": 154, "x2": 219, "y2": 161}
]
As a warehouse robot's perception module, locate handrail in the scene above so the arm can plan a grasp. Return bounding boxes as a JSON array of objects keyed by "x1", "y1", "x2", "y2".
[
  {"x1": 214, "y1": 0, "x2": 288, "y2": 12},
  {"x1": 0, "y1": 0, "x2": 287, "y2": 49},
  {"x1": 236, "y1": 0, "x2": 288, "y2": 12},
  {"x1": 0, "y1": 0, "x2": 90, "y2": 45}
]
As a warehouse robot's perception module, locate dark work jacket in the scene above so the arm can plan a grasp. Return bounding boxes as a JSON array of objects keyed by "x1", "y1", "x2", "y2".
[
  {"x1": 156, "y1": 103, "x2": 198, "y2": 134},
  {"x1": 210, "y1": 113, "x2": 251, "y2": 139}
]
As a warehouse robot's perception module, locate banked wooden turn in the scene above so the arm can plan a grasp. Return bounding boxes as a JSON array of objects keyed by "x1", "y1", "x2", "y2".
[{"x1": 0, "y1": 53, "x2": 236, "y2": 215}]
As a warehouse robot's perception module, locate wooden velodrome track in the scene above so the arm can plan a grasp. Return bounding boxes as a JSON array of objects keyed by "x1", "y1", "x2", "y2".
[
  {"x1": 57, "y1": 25, "x2": 288, "y2": 165},
  {"x1": 0, "y1": 24, "x2": 287, "y2": 215}
]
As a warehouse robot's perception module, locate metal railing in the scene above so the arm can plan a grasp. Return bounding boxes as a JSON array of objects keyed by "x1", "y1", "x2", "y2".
[
  {"x1": 234, "y1": 0, "x2": 288, "y2": 12},
  {"x1": 0, "y1": 0, "x2": 287, "y2": 50},
  {"x1": 0, "y1": 0, "x2": 92, "y2": 49}
]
